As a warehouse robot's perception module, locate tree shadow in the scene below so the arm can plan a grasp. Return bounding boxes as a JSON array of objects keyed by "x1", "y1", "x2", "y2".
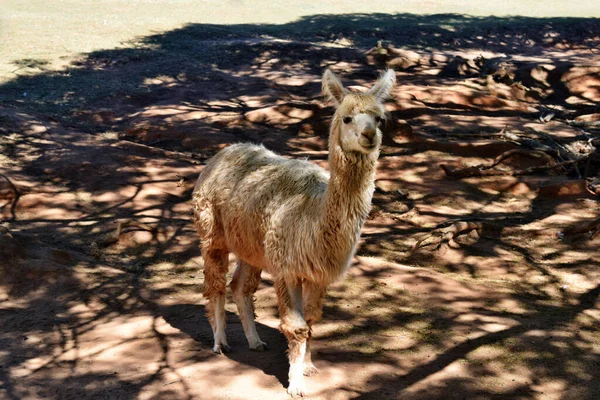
[{"x1": 1, "y1": 10, "x2": 599, "y2": 400}]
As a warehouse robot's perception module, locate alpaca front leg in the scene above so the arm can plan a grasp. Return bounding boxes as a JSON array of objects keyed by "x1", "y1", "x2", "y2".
[
  {"x1": 276, "y1": 278, "x2": 309, "y2": 397},
  {"x1": 203, "y1": 248, "x2": 231, "y2": 354},
  {"x1": 210, "y1": 294, "x2": 230, "y2": 353},
  {"x1": 230, "y1": 260, "x2": 267, "y2": 351},
  {"x1": 303, "y1": 282, "x2": 326, "y2": 376},
  {"x1": 287, "y1": 333, "x2": 308, "y2": 398},
  {"x1": 303, "y1": 332, "x2": 318, "y2": 376}
]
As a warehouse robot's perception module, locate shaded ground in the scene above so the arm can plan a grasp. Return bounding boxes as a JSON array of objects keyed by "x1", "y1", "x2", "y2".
[{"x1": 1, "y1": 11, "x2": 600, "y2": 400}]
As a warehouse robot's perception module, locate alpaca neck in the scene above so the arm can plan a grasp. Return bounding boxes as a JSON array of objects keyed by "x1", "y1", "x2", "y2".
[
  {"x1": 317, "y1": 140, "x2": 378, "y2": 276},
  {"x1": 325, "y1": 143, "x2": 377, "y2": 219}
]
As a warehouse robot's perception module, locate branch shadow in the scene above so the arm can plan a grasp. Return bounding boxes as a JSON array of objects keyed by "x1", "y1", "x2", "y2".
[{"x1": 159, "y1": 303, "x2": 290, "y2": 388}]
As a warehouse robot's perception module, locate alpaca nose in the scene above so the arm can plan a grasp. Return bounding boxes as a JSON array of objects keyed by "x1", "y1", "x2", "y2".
[{"x1": 361, "y1": 128, "x2": 376, "y2": 140}]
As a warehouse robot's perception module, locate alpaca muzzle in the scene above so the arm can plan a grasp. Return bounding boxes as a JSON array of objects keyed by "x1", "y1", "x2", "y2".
[{"x1": 359, "y1": 128, "x2": 377, "y2": 148}]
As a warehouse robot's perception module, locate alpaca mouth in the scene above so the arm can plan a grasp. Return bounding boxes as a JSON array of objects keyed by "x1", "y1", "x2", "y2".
[
  {"x1": 360, "y1": 140, "x2": 377, "y2": 150},
  {"x1": 359, "y1": 137, "x2": 376, "y2": 150},
  {"x1": 362, "y1": 143, "x2": 376, "y2": 150}
]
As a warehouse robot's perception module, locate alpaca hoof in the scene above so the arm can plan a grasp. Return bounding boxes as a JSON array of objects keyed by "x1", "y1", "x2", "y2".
[
  {"x1": 213, "y1": 343, "x2": 232, "y2": 354},
  {"x1": 250, "y1": 341, "x2": 268, "y2": 352},
  {"x1": 287, "y1": 382, "x2": 306, "y2": 398},
  {"x1": 303, "y1": 364, "x2": 319, "y2": 376}
]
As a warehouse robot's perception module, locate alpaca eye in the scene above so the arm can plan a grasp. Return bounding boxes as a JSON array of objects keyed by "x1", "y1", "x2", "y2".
[
  {"x1": 342, "y1": 116, "x2": 352, "y2": 124},
  {"x1": 375, "y1": 116, "x2": 383, "y2": 124}
]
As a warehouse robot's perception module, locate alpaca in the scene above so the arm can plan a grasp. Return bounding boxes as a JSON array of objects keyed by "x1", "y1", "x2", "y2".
[{"x1": 191, "y1": 69, "x2": 395, "y2": 397}]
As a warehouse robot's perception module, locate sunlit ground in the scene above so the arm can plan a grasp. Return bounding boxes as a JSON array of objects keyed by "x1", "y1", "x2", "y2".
[
  {"x1": 2, "y1": 0, "x2": 599, "y2": 82},
  {"x1": 1, "y1": 2, "x2": 599, "y2": 399}
]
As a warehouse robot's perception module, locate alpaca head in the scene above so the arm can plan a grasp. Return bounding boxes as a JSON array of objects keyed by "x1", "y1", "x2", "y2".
[{"x1": 322, "y1": 69, "x2": 396, "y2": 155}]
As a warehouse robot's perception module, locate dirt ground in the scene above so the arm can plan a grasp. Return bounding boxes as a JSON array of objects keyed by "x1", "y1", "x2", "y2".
[{"x1": 1, "y1": 11, "x2": 600, "y2": 400}]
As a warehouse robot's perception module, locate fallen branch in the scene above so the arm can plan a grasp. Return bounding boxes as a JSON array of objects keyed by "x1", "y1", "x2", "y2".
[
  {"x1": 412, "y1": 221, "x2": 484, "y2": 251},
  {"x1": 587, "y1": 178, "x2": 600, "y2": 196},
  {"x1": 486, "y1": 149, "x2": 556, "y2": 169},
  {"x1": 441, "y1": 155, "x2": 589, "y2": 179},
  {"x1": 96, "y1": 221, "x2": 156, "y2": 247},
  {"x1": 516, "y1": 157, "x2": 587, "y2": 175},
  {"x1": 115, "y1": 140, "x2": 203, "y2": 165},
  {"x1": 567, "y1": 120, "x2": 600, "y2": 128},
  {"x1": 176, "y1": 172, "x2": 197, "y2": 187},
  {"x1": 441, "y1": 164, "x2": 506, "y2": 178},
  {"x1": 563, "y1": 217, "x2": 600, "y2": 239},
  {"x1": 525, "y1": 127, "x2": 586, "y2": 177},
  {"x1": 0, "y1": 173, "x2": 21, "y2": 221},
  {"x1": 503, "y1": 131, "x2": 557, "y2": 155}
]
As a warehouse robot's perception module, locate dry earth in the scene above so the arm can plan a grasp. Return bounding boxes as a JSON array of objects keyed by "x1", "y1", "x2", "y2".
[{"x1": 1, "y1": 13, "x2": 600, "y2": 400}]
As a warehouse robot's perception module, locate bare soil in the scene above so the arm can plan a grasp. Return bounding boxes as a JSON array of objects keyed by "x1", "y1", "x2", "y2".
[{"x1": 1, "y1": 13, "x2": 599, "y2": 400}]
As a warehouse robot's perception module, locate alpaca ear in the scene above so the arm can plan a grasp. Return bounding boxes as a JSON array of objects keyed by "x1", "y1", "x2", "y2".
[
  {"x1": 322, "y1": 69, "x2": 347, "y2": 106},
  {"x1": 368, "y1": 70, "x2": 396, "y2": 102}
]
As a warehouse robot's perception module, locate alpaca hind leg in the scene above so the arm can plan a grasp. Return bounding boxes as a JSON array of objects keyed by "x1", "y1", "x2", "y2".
[
  {"x1": 203, "y1": 247, "x2": 231, "y2": 354},
  {"x1": 230, "y1": 260, "x2": 267, "y2": 351},
  {"x1": 302, "y1": 282, "x2": 326, "y2": 376},
  {"x1": 276, "y1": 277, "x2": 309, "y2": 397}
]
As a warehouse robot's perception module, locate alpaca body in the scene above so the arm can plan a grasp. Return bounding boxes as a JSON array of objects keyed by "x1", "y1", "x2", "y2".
[
  {"x1": 193, "y1": 143, "x2": 373, "y2": 285},
  {"x1": 191, "y1": 69, "x2": 396, "y2": 397}
]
